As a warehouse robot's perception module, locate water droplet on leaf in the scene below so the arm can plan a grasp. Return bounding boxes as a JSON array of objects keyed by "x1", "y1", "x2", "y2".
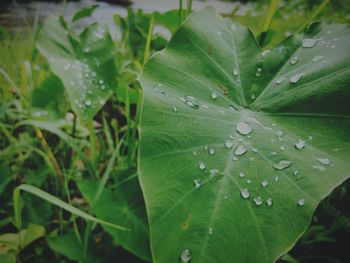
[
  {"x1": 225, "y1": 141, "x2": 233, "y2": 149},
  {"x1": 297, "y1": 199, "x2": 305, "y2": 206},
  {"x1": 194, "y1": 179, "x2": 201, "y2": 189},
  {"x1": 295, "y1": 140, "x2": 305, "y2": 150},
  {"x1": 241, "y1": 188, "x2": 250, "y2": 199},
  {"x1": 302, "y1": 38, "x2": 318, "y2": 48},
  {"x1": 210, "y1": 169, "x2": 219, "y2": 178},
  {"x1": 181, "y1": 96, "x2": 199, "y2": 109},
  {"x1": 211, "y1": 92, "x2": 218, "y2": 100},
  {"x1": 253, "y1": 196, "x2": 263, "y2": 206},
  {"x1": 262, "y1": 180, "x2": 268, "y2": 187},
  {"x1": 85, "y1": 99, "x2": 92, "y2": 106},
  {"x1": 236, "y1": 122, "x2": 252, "y2": 135},
  {"x1": 255, "y1": 67, "x2": 262, "y2": 77},
  {"x1": 290, "y1": 56, "x2": 299, "y2": 65},
  {"x1": 234, "y1": 145, "x2": 247, "y2": 156},
  {"x1": 290, "y1": 73, "x2": 304, "y2": 83},
  {"x1": 180, "y1": 249, "x2": 191, "y2": 263},
  {"x1": 199, "y1": 161, "x2": 206, "y2": 170},
  {"x1": 276, "y1": 77, "x2": 286, "y2": 84},
  {"x1": 266, "y1": 198, "x2": 272, "y2": 206},
  {"x1": 273, "y1": 160, "x2": 293, "y2": 170},
  {"x1": 208, "y1": 227, "x2": 213, "y2": 235},
  {"x1": 316, "y1": 157, "x2": 331, "y2": 166}
]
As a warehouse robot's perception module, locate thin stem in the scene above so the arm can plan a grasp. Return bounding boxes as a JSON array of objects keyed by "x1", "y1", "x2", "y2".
[
  {"x1": 143, "y1": 14, "x2": 154, "y2": 66},
  {"x1": 179, "y1": 0, "x2": 183, "y2": 26},
  {"x1": 186, "y1": 0, "x2": 193, "y2": 18}
]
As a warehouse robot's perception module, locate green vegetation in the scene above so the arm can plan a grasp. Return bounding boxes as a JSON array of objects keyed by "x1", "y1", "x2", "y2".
[{"x1": 0, "y1": 1, "x2": 349, "y2": 262}]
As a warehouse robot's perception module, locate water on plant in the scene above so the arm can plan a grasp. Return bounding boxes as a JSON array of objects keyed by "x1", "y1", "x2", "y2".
[
  {"x1": 253, "y1": 196, "x2": 263, "y2": 206},
  {"x1": 199, "y1": 161, "x2": 206, "y2": 170},
  {"x1": 236, "y1": 122, "x2": 252, "y2": 135},
  {"x1": 273, "y1": 160, "x2": 293, "y2": 170},
  {"x1": 180, "y1": 249, "x2": 191, "y2": 263},
  {"x1": 241, "y1": 188, "x2": 250, "y2": 199},
  {"x1": 302, "y1": 38, "x2": 318, "y2": 48},
  {"x1": 194, "y1": 179, "x2": 201, "y2": 189},
  {"x1": 295, "y1": 140, "x2": 305, "y2": 150},
  {"x1": 181, "y1": 96, "x2": 199, "y2": 109},
  {"x1": 290, "y1": 73, "x2": 304, "y2": 83},
  {"x1": 290, "y1": 56, "x2": 300, "y2": 65},
  {"x1": 234, "y1": 145, "x2": 247, "y2": 156},
  {"x1": 317, "y1": 157, "x2": 331, "y2": 166},
  {"x1": 297, "y1": 199, "x2": 305, "y2": 206},
  {"x1": 262, "y1": 180, "x2": 268, "y2": 187}
]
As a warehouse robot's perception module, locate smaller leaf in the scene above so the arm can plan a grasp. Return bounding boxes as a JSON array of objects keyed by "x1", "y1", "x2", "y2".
[
  {"x1": 72, "y1": 5, "x2": 99, "y2": 22},
  {"x1": 32, "y1": 73, "x2": 64, "y2": 108},
  {"x1": 20, "y1": 224, "x2": 45, "y2": 249},
  {"x1": 47, "y1": 231, "x2": 98, "y2": 263}
]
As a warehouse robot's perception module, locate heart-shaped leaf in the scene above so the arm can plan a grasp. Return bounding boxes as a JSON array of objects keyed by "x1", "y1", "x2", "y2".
[
  {"x1": 37, "y1": 16, "x2": 116, "y2": 121},
  {"x1": 138, "y1": 7, "x2": 350, "y2": 262}
]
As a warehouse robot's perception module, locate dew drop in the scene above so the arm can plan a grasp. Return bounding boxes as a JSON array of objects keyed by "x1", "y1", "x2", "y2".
[
  {"x1": 232, "y1": 156, "x2": 238, "y2": 161},
  {"x1": 280, "y1": 145, "x2": 286, "y2": 151},
  {"x1": 302, "y1": 38, "x2": 318, "y2": 48},
  {"x1": 266, "y1": 198, "x2": 273, "y2": 206},
  {"x1": 208, "y1": 227, "x2": 214, "y2": 236},
  {"x1": 274, "y1": 130, "x2": 285, "y2": 138},
  {"x1": 180, "y1": 249, "x2": 191, "y2": 263},
  {"x1": 239, "y1": 171, "x2": 245, "y2": 178},
  {"x1": 199, "y1": 161, "x2": 206, "y2": 170},
  {"x1": 181, "y1": 96, "x2": 199, "y2": 109},
  {"x1": 192, "y1": 151, "x2": 197, "y2": 156},
  {"x1": 252, "y1": 148, "x2": 259, "y2": 153},
  {"x1": 290, "y1": 56, "x2": 300, "y2": 65},
  {"x1": 246, "y1": 179, "x2": 252, "y2": 184},
  {"x1": 255, "y1": 67, "x2": 262, "y2": 77},
  {"x1": 253, "y1": 196, "x2": 263, "y2": 206},
  {"x1": 261, "y1": 50, "x2": 270, "y2": 57},
  {"x1": 273, "y1": 160, "x2": 293, "y2": 170},
  {"x1": 236, "y1": 122, "x2": 252, "y2": 135},
  {"x1": 312, "y1": 55, "x2": 324, "y2": 63},
  {"x1": 211, "y1": 91, "x2": 218, "y2": 100},
  {"x1": 274, "y1": 176, "x2": 279, "y2": 183},
  {"x1": 173, "y1": 106, "x2": 178, "y2": 113},
  {"x1": 153, "y1": 84, "x2": 165, "y2": 94},
  {"x1": 313, "y1": 165, "x2": 325, "y2": 171},
  {"x1": 241, "y1": 188, "x2": 250, "y2": 199},
  {"x1": 316, "y1": 157, "x2": 331, "y2": 166},
  {"x1": 290, "y1": 73, "x2": 304, "y2": 83},
  {"x1": 233, "y1": 68, "x2": 239, "y2": 76},
  {"x1": 234, "y1": 145, "x2": 247, "y2": 156},
  {"x1": 276, "y1": 77, "x2": 286, "y2": 84},
  {"x1": 85, "y1": 99, "x2": 92, "y2": 106},
  {"x1": 250, "y1": 93, "x2": 256, "y2": 100},
  {"x1": 210, "y1": 169, "x2": 219, "y2": 178},
  {"x1": 295, "y1": 140, "x2": 305, "y2": 150},
  {"x1": 225, "y1": 141, "x2": 233, "y2": 149},
  {"x1": 99, "y1": 79, "x2": 104, "y2": 85},
  {"x1": 208, "y1": 148, "x2": 215, "y2": 155},
  {"x1": 297, "y1": 199, "x2": 305, "y2": 206},
  {"x1": 194, "y1": 179, "x2": 201, "y2": 189},
  {"x1": 262, "y1": 180, "x2": 268, "y2": 187}
]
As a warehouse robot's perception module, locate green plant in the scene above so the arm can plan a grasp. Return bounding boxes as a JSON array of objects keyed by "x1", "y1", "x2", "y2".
[{"x1": 138, "y1": 7, "x2": 350, "y2": 262}]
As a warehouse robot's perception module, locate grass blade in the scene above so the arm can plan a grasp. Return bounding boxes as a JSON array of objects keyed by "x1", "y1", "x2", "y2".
[{"x1": 13, "y1": 184, "x2": 130, "y2": 231}]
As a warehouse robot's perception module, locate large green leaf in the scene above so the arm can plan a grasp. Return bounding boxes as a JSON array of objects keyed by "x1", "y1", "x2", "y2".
[
  {"x1": 37, "y1": 16, "x2": 116, "y2": 121},
  {"x1": 138, "y1": 7, "x2": 350, "y2": 263}
]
